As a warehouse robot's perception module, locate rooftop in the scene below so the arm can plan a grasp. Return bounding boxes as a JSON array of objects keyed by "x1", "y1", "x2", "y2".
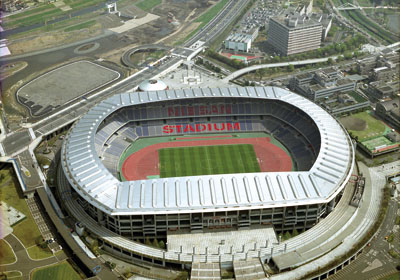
[{"x1": 62, "y1": 87, "x2": 353, "y2": 215}]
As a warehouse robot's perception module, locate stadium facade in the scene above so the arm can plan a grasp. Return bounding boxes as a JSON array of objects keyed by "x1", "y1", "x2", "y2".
[{"x1": 59, "y1": 86, "x2": 354, "y2": 266}]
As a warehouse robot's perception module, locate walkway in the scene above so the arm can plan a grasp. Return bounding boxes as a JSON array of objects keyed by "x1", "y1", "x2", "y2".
[
  {"x1": 222, "y1": 57, "x2": 337, "y2": 82},
  {"x1": 0, "y1": 234, "x2": 63, "y2": 280},
  {"x1": 270, "y1": 161, "x2": 387, "y2": 279}
]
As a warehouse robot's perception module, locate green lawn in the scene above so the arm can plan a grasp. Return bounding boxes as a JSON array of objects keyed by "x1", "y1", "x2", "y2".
[
  {"x1": 64, "y1": 20, "x2": 96, "y2": 32},
  {"x1": 158, "y1": 144, "x2": 260, "y2": 178},
  {"x1": 4, "y1": 0, "x2": 105, "y2": 29},
  {"x1": 346, "y1": 111, "x2": 386, "y2": 141},
  {"x1": 0, "y1": 168, "x2": 43, "y2": 247},
  {"x1": 27, "y1": 245, "x2": 53, "y2": 260},
  {"x1": 0, "y1": 239, "x2": 16, "y2": 264},
  {"x1": 136, "y1": 0, "x2": 161, "y2": 11},
  {"x1": 32, "y1": 261, "x2": 81, "y2": 280}
]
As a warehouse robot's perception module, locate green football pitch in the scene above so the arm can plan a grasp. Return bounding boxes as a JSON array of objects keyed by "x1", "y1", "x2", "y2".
[{"x1": 158, "y1": 144, "x2": 260, "y2": 178}]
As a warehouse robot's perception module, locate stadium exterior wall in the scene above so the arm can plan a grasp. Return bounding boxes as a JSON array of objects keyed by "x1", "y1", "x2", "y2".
[{"x1": 58, "y1": 86, "x2": 354, "y2": 265}]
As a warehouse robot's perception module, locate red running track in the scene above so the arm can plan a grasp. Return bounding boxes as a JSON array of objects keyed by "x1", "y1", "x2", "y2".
[
  {"x1": 175, "y1": 135, "x2": 233, "y2": 140},
  {"x1": 121, "y1": 137, "x2": 292, "y2": 180}
]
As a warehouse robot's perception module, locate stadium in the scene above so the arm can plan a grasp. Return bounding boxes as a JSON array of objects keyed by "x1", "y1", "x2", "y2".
[{"x1": 58, "y1": 86, "x2": 354, "y2": 268}]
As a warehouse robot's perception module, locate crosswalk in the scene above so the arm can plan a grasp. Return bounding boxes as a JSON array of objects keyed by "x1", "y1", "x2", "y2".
[
  {"x1": 26, "y1": 196, "x2": 62, "y2": 253},
  {"x1": 366, "y1": 269, "x2": 398, "y2": 280}
]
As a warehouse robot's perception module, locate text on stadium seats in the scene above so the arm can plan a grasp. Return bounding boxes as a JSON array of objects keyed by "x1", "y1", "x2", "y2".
[
  {"x1": 167, "y1": 104, "x2": 232, "y2": 117},
  {"x1": 162, "y1": 122, "x2": 240, "y2": 133}
]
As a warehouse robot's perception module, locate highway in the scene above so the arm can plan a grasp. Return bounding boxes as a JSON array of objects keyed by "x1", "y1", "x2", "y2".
[{"x1": 184, "y1": 0, "x2": 250, "y2": 47}]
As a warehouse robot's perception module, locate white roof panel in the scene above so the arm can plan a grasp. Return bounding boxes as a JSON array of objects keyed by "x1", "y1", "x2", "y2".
[{"x1": 61, "y1": 87, "x2": 354, "y2": 215}]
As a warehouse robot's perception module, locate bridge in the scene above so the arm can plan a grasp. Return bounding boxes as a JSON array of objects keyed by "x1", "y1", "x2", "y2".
[
  {"x1": 335, "y1": 3, "x2": 399, "y2": 10},
  {"x1": 221, "y1": 57, "x2": 336, "y2": 82}
]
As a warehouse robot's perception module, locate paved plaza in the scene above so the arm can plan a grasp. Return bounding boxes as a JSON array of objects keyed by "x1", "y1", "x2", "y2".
[{"x1": 168, "y1": 226, "x2": 278, "y2": 255}]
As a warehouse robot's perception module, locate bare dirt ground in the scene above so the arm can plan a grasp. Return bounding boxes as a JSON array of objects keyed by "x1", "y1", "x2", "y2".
[
  {"x1": 8, "y1": 25, "x2": 102, "y2": 54},
  {"x1": 0, "y1": 61, "x2": 28, "y2": 80},
  {"x1": 7, "y1": 0, "x2": 210, "y2": 55}
]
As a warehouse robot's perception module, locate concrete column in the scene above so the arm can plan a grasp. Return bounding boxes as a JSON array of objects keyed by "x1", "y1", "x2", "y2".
[{"x1": 328, "y1": 199, "x2": 335, "y2": 213}]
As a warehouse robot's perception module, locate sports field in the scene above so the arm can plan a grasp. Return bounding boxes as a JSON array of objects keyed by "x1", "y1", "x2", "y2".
[
  {"x1": 340, "y1": 111, "x2": 387, "y2": 141},
  {"x1": 361, "y1": 136, "x2": 392, "y2": 151},
  {"x1": 158, "y1": 144, "x2": 260, "y2": 178},
  {"x1": 120, "y1": 133, "x2": 293, "y2": 180}
]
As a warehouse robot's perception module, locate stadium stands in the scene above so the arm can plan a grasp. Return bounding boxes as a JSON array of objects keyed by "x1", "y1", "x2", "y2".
[{"x1": 93, "y1": 99, "x2": 321, "y2": 178}]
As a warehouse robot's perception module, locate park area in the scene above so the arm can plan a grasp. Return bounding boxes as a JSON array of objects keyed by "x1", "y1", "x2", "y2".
[
  {"x1": 31, "y1": 261, "x2": 81, "y2": 280},
  {"x1": 159, "y1": 144, "x2": 260, "y2": 178},
  {"x1": 120, "y1": 133, "x2": 293, "y2": 180},
  {"x1": 0, "y1": 168, "x2": 52, "y2": 260},
  {"x1": 340, "y1": 111, "x2": 389, "y2": 141},
  {"x1": 340, "y1": 111, "x2": 399, "y2": 155}
]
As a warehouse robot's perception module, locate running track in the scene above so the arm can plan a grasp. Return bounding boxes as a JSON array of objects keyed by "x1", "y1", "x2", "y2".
[{"x1": 121, "y1": 137, "x2": 292, "y2": 180}]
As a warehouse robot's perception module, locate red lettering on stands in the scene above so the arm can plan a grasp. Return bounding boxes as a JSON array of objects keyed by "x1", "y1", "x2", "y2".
[
  {"x1": 162, "y1": 122, "x2": 241, "y2": 134},
  {"x1": 166, "y1": 104, "x2": 233, "y2": 117},
  {"x1": 226, "y1": 104, "x2": 232, "y2": 114},
  {"x1": 196, "y1": 124, "x2": 206, "y2": 132},
  {"x1": 227, "y1": 122, "x2": 240, "y2": 131},
  {"x1": 163, "y1": 125, "x2": 173, "y2": 133},
  {"x1": 184, "y1": 124, "x2": 195, "y2": 132},
  {"x1": 199, "y1": 106, "x2": 207, "y2": 115},
  {"x1": 214, "y1": 123, "x2": 225, "y2": 131}
]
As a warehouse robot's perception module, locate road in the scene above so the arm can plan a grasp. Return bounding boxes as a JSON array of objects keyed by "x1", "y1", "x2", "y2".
[
  {"x1": 328, "y1": 162, "x2": 400, "y2": 280},
  {"x1": 222, "y1": 56, "x2": 338, "y2": 82},
  {"x1": 184, "y1": 0, "x2": 250, "y2": 47},
  {"x1": 327, "y1": 0, "x2": 381, "y2": 46},
  {"x1": 0, "y1": 234, "x2": 66, "y2": 280},
  {"x1": 1, "y1": 129, "x2": 31, "y2": 155}
]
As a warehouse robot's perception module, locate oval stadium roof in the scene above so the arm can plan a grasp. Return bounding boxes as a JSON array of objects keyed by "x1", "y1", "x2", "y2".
[{"x1": 61, "y1": 87, "x2": 354, "y2": 215}]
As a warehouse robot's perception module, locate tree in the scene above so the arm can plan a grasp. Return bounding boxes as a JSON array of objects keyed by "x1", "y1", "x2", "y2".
[
  {"x1": 288, "y1": 64, "x2": 294, "y2": 72},
  {"x1": 327, "y1": 58, "x2": 333, "y2": 65},
  {"x1": 152, "y1": 238, "x2": 159, "y2": 248},
  {"x1": 159, "y1": 240, "x2": 166, "y2": 249},
  {"x1": 145, "y1": 237, "x2": 152, "y2": 246},
  {"x1": 256, "y1": 68, "x2": 266, "y2": 81}
]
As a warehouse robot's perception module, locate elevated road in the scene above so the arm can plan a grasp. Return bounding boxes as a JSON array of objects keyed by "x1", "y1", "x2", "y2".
[{"x1": 222, "y1": 57, "x2": 336, "y2": 82}]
